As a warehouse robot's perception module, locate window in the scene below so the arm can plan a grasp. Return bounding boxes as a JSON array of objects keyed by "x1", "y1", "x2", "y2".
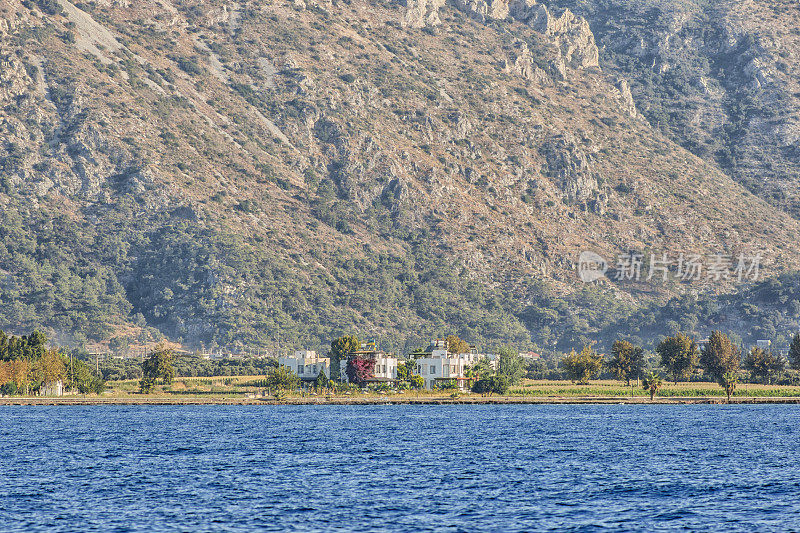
[
  {"x1": 313, "y1": 365, "x2": 317, "y2": 373},
  {"x1": 430, "y1": 366, "x2": 437, "y2": 375},
  {"x1": 298, "y1": 365, "x2": 304, "y2": 374}
]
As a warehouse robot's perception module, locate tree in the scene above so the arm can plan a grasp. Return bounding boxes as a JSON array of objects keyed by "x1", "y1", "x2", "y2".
[
  {"x1": 140, "y1": 345, "x2": 175, "y2": 393},
  {"x1": 561, "y1": 345, "x2": 603, "y2": 384},
  {"x1": 314, "y1": 370, "x2": 330, "y2": 390},
  {"x1": 0, "y1": 330, "x2": 7, "y2": 361},
  {"x1": 434, "y1": 379, "x2": 458, "y2": 390},
  {"x1": 35, "y1": 349, "x2": 66, "y2": 385},
  {"x1": 656, "y1": 333, "x2": 699, "y2": 383},
  {"x1": 744, "y1": 347, "x2": 785, "y2": 384},
  {"x1": 608, "y1": 340, "x2": 644, "y2": 385},
  {"x1": 700, "y1": 331, "x2": 740, "y2": 383},
  {"x1": 496, "y1": 345, "x2": 524, "y2": 385},
  {"x1": 409, "y1": 374, "x2": 424, "y2": 389},
  {"x1": 69, "y1": 359, "x2": 106, "y2": 394},
  {"x1": 446, "y1": 335, "x2": 470, "y2": 354},
  {"x1": 466, "y1": 359, "x2": 493, "y2": 381},
  {"x1": 264, "y1": 366, "x2": 300, "y2": 391},
  {"x1": 0, "y1": 359, "x2": 15, "y2": 395},
  {"x1": 396, "y1": 359, "x2": 417, "y2": 382},
  {"x1": 525, "y1": 359, "x2": 547, "y2": 380},
  {"x1": 26, "y1": 330, "x2": 48, "y2": 353},
  {"x1": 0, "y1": 332, "x2": 103, "y2": 395},
  {"x1": 0, "y1": 361, "x2": 11, "y2": 389},
  {"x1": 330, "y1": 335, "x2": 360, "y2": 382},
  {"x1": 10, "y1": 359, "x2": 32, "y2": 395},
  {"x1": 721, "y1": 371, "x2": 738, "y2": 402},
  {"x1": 0, "y1": 330, "x2": 47, "y2": 361},
  {"x1": 472, "y1": 375, "x2": 509, "y2": 396},
  {"x1": 789, "y1": 333, "x2": 800, "y2": 370},
  {"x1": 641, "y1": 371, "x2": 662, "y2": 400}
]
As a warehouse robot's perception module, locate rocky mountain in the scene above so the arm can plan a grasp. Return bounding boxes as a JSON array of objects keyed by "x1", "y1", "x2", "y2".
[
  {"x1": 555, "y1": 0, "x2": 800, "y2": 214},
  {"x1": 1, "y1": 0, "x2": 799, "y2": 353}
]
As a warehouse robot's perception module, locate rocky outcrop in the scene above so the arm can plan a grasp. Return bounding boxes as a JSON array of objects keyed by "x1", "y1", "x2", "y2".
[
  {"x1": 51, "y1": 0, "x2": 123, "y2": 65},
  {"x1": 402, "y1": 0, "x2": 447, "y2": 28},
  {"x1": 0, "y1": 12, "x2": 32, "y2": 103},
  {"x1": 0, "y1": 12, "x2": 19, "y2": 35},
  {"x1": 548, "y1": 57, "x2": 566, "y2": 80},
  {"x1": 0, "y1": 52, "x2": 31, "y2": 103},
  {"x1": 508, "y1": 0, "x2": 539, "y2": 21},
  {"x1": 204, "y1": 5, "x2": 233, "y2": 26},
  {"x1": 773, "y1": 120, "x2": 800, "y2": 148},
  {"x1": 522, "y1": 5, "x2": 599, "y2": 69},
  {"x1": 540, "y1": 133, "x2": 599, "y2": 201},
  {"x1": 449, "y1": 0, "x2": 508, "y2": 23},
  {"x1": 567, "y1": 0, "x2": 800, "y2": 217},
  {"x1": 503, "y1": 40, "x2": 549, "y2": 84},
  {"x1": 743, "y1": 57, "x2": 774, "y2": 90},
  {"x1": 445, "y1": 0, "x2": 599, "y2": 71},
  {"x1": 613, "y1": 77, "x2": 638, "y2": 118}
]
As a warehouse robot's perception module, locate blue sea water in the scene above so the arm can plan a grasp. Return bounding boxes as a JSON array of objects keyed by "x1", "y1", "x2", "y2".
[{"x1": 1, "y1": 404, "x2": 799, "y2": 532}]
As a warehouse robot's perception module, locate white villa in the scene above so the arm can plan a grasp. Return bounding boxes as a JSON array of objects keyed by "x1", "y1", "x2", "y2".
[
  {"x1": 349, "y1": 342, "x2": 399, "y2": 383},
  {"x1": 372, "y1": 351, "x2": 398, "y2": 381},
  {"x1": 278, "y1": 350, "x2": 331, "y2": 381},
  {"x1": 414, "y1": 339, "x2": 496, "y2": 390},
  {"x1": 280, "y1": 344, "x2": 398, "y2": 384},
  {"x1": 281, "y1": 340, "x2": 496, "y2": 390}
]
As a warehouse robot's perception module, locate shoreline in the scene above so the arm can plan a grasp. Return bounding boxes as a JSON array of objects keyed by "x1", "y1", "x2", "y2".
[{"x1": 3, "y1": 396, "x2": 800, "y2": 405}]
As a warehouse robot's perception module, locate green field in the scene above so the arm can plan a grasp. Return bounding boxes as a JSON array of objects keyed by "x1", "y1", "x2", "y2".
[
  {"x1": 90, "y1": 377, "x2": 800, "y2": 401},
  {"x1": 511, "y1": 380, "x2": 800, "y2": 398}
]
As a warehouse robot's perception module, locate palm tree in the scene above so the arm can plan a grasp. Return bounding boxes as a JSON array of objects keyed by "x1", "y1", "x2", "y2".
[{"x1": 641, "y1": 371, "x2": 662, "y2": 401}]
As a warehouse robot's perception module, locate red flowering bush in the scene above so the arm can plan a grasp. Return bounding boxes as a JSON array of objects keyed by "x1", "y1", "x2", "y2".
[{"x1": 346, "y1": 356, "x2": 375, "y2": 384}]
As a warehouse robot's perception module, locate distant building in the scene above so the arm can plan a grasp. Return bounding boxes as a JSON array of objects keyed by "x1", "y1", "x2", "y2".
[
  {"x1": 756, "y1": 340, "x2": 772, "y2": 350},
  {"x1": 279, "y1": 350, "x2": 330, "y2": 381},
  {"x1": 39, "y1": 380, "x2": 64, "y2": 397},
  {"x1": 413, "y1": 339, "x2": 491, "y2": 390},
  {"x1": 523, "y1": 351, "x2": 541, "y2": 361},
  {"x1": 346, "y1": 342, "x2": 398, "y2": 384}
]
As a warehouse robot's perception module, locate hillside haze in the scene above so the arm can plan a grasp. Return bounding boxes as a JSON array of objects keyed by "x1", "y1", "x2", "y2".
[{"x1": 2, "y1": 0, "x2": 800, "y2": 353}]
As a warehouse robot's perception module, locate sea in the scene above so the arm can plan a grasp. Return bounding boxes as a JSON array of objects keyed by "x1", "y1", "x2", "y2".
[{"x1": 1, "y1": 404, "x2": 799, "y2": 531}]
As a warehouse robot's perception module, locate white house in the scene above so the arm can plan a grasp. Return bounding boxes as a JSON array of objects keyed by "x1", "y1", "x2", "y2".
[
  {"x1": 344, "y1": 342, "x2": 398, "y2": 383},
  {"x1": 39, "y1": 380, "x2": 64, "y2": 396},
  {"x1": 279, "y1": 350, "x2": 331, "y2": 381},
  {"x1": 371, "y1": 351, "x2": 398, "y2": 381},
  {"x1": 414, "y1": 339, "x2": 494, "y2": 390}
]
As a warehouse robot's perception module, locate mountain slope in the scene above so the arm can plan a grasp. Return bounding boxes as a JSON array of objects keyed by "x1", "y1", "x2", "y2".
[
  {"x1": 1, "y1": 0, "x2": 800, "y2": 353},
  {"x1": 554, "y1": 0, "x2": 800, "y2": 214}
]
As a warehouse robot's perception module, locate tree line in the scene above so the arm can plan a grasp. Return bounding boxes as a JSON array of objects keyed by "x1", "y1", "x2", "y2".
[
  {"x1": 111, "y1": 330, "x2": 800, "y2": 401},
  {"x1": 0, "y1": 330, "x2": 105, "y2": 395},
  {"x1": 559, "y1": 330, "x2": 800, "y2": 400}
]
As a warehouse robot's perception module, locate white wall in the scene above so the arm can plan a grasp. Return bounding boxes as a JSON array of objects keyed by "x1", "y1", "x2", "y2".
[{"x1": 279, "y1": 354, "x2": 330, "y2": 379}]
